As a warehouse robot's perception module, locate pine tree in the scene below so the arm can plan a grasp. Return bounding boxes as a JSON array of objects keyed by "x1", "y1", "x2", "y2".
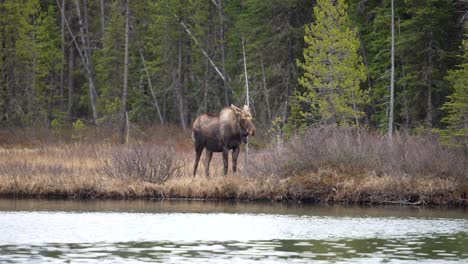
[
  {"x1": 354, "y1": 0, "x2": 397, "y2": 132},
  {"x1": 289, "y1": 0, "x2": 367, "y2": 131},
  {"x1": 398, "y1": 0, "x2": 460, "y2": 128},
  {"x1": 231, "y1": 0, "x2": 314, "y2": 128},
  {"x1": 436, "y1": 36, "x2": 468, "y2": 149},
  {"x1": 35, "y1": 5, "x2": 62, "y2": 122},
  {"x1": 95, "y1": 0, "x2": 126, "y2": 122}
]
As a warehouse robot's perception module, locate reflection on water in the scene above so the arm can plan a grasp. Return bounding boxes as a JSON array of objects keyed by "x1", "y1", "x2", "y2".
[
  {"x1": 1, "y1": 235, "x2": 467, "y2": 264},
  {"x1": 1, "y1": 199, "x2": 467, "y2": 218},
  {"x1": 0, "y1": 200, "x2": 467, "y2": 263}
]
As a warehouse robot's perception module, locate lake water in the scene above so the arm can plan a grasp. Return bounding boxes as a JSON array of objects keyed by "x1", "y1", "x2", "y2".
[{"x1": 0, "y1": 199, "x2": 466, "y2": 263}]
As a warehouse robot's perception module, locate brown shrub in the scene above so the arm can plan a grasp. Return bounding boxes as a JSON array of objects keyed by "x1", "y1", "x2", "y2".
[
  {"x1": 103, "y1": 144, "x2": 186, "y2": 184},
  {"x1": 252, "y1": 126, "x2": 467, "y2": 180}
]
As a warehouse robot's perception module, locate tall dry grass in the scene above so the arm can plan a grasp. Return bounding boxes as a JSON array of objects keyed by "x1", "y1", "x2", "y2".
[{"x1": 0, "y1": 126, "x2": 466, "y2": 205}]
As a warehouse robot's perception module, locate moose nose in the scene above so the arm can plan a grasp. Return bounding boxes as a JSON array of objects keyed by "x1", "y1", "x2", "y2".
[{"x1": 250, "y1": 127, "x2": 256, "y2": 136}]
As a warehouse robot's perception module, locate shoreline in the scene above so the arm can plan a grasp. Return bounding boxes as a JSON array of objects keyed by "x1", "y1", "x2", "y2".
[
  {"x1": 1, "y1": 173, "x2": 465, "y2": 207},
  {"x1": 1, "y1": 128, "x2": 466, "y2": 208}
]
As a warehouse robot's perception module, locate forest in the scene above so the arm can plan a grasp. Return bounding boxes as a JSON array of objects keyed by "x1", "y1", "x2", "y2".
[{"x1": 0, "y1": 0, "x2": 466, "y2": 147}]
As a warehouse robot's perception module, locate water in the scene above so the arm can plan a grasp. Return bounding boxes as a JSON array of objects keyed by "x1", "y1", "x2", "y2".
[{"x1": 0, "y1": 200, "x2": 466, "y2": 263}]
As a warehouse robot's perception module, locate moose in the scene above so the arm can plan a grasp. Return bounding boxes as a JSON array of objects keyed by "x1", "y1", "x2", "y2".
[{"x1": 192, "y1": 104, "x2": 256, "y2": 176}]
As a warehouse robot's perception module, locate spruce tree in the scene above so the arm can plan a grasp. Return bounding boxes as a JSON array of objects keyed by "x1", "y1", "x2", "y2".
[
  {"x1": 437, "y1": 36, "x2": 468, "y2": 149},
  {"x1": 95, "y1": 0, "x2": 126, "y2": 122},
  {"x1": 289, "y1": 0, "x2": 367, "y2": 131},
  {"x1": 398, "y1": 0, "x2": 459, "y2": 128}
]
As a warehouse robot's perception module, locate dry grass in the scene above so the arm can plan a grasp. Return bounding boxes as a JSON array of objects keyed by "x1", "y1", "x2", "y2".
[{"x1": 0, "y1": 126, "x2": 466, "y2": 206}]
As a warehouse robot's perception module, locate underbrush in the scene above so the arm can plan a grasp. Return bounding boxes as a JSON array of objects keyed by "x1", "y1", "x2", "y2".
[
  {"x1": 103, "y1": 144, "x2": 186, "y2": 184},
  {"x1": 0, "y1": 126, "x2": 466, "y2": 205},
  {"x1": 252, "y1": 126, "x2": 467, "y2": 181}
]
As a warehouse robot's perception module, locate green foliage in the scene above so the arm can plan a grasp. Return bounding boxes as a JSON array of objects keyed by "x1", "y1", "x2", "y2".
[
  {"x1": 51, "y1": 118, "x2": 66, "y2": 129},
  {"x1": 289, "y1": 0, "x2": 367, "y2": 131},
  {"x1": 73, "y1": 119, "x2": 86, "y2": 131},
  {"x1": 50, "y1": 117, "x2": 67, "y2": 137},
  {"x1": 350, "y1": 0, "x2": 392, "y2": 131},
  {"x1": 0, "y1": 0, "x2": 466, "y2": 139},
  {"x1": 435, "y1": 36, "x2": 468, "y2": 148},
  {"x1": 72, "y1": 119, "x2": 86, "y2": 141},
  {"x1": 35, "y1": 5, "x2": 62, "y2": 119},
  {"x1": 0, "y1": 0, "x2": 61, "y2": 125},
  {"x1": 95, "y1": 1, "x2": 125, "y2": 120},
  {"x1": 398, "y1": 0, "x2": 459, "y2": 128},
  {"x1": 350, "y1": 0, "x2": 464, "y2": 131}
]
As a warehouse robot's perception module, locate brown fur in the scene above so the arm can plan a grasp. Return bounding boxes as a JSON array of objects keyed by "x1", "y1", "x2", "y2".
[{"x1": 192, "y1": 105, "x2": 256, "y2": 176}]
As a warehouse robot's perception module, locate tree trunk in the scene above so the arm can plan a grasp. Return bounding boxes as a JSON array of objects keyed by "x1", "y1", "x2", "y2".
[
  {"x1": 176, "y1": 15, "x2": 226, "y2": 84},
  {"x1": 426, "y1": 33, "x2": 434, "y2": 127},
  {"x1": 242, "y1": 37, "x2": 250, "y2": 174},
  {"x1": 120, "y1": 0, "x2": 130, "y2": 144},
  {"x1": 397, "y1": 12, "x2": 410, "y2": 129},
  {"x1": 176, "y1": 37, "x2": 187, "y2": 130},
  {"x1": 1, "y1": 28, "x2": 8, "y2": 122},
  {"x1": 217, "y1": 0, "x2": 229, "y2": 105},
  {"x1": 137, "y1": 45, "x2": 164, "y2": 125},
  {"x1": 203, "y1": 33, "x2": 210, "y2": 112},
  {"x1": 67, "y1": 44, "x2": 74, "y2": 118},
  {"x1": 261, "y1": 58, "x2": 271, "y2": 122},
  {"x1": 60, "y1": 0, "x2": 65, "y2": 110},
  {"x1": 389, "y1": 0, "x2": 395, "y2": 142},
  {"x1": 75, "y1": 0, "x2": 98, "y2": 123},
  {"x1": 100, "y1": 0, "x2": 105, "y2": 48}
]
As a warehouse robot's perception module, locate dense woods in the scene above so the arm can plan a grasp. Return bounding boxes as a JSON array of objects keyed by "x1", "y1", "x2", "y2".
[{"x1": 0, "y1": 0, "x2": 466, "y2": 147}]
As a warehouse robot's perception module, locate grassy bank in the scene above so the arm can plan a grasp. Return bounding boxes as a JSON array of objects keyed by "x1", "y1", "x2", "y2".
[{"x1": 0, "y1": 126, "x2": 466, "y2": 206}]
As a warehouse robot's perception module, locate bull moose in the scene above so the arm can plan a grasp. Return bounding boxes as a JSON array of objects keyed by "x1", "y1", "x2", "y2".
[{"x1": 192, "y1": 104, "x2": 256, "y2": 176}]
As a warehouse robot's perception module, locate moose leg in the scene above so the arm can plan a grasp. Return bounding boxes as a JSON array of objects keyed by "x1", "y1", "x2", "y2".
[
  {"x1": 204, "y1": 150, "x2": 213, "y2": 177},
  {"x1": 232, "y1": 147, "x2": 240, "y2": 174},
  {"x1": 193, "y1": 145, "x2": 204, "y2": 176},
  {"x1": 222, "y1": 148, "x2": 229, "y2": 175}
]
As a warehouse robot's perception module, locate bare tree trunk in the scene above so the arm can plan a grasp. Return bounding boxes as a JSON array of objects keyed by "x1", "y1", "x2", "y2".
[
  {"x1": 261, "y1": 58, "x2": 271, "y2": 122},
  {"x1": 137, "y1": 45, "x2": 164, "y2": 125},
  {"x1": 175, "y1": 15, "x2": 227, "y2": 83},
  {"x1": 351, "y1": 90, "x2": 361, "y2": 145},
  {"x1": 175, "y1": 37, "x2": 187, "y2": 130},
  {"x1": 280, "y1": 69, "x2": 291, "y2": 146},
  {"x1": 242, "y1": 37, "x2": 249, "y2": 174},
  {"x1": 75, "y1": 0, "x2": 98, "y2": 123},
  {"x1": 1, "y1": 28, "x2": 8, "y2": 122},
  {"x1": 203, "y1": 34, "x2": 210, "y2": 112},
  {"x1": 397, "y1": 12, "x2": 410, "y2": 128},
  {"x1": 217, "y1": 0, "x2": 229, "y2": 105},
  {"x1": 100, "y1": 0, "x2": 105, "y2": 48},
  {"x1": 120, "y1": 0, "x2": 130, "y2": 144},
  {"x1": 389, "y1": 0, "x2": 395, "y2": 143},
  {"x1": 426, "y1": 32, "x2": 434, "y2": 127},
  {"x1": 67, "y1": 44, "x2": 74, "y2": 118},
  {"x1": 162, "y1": 78, "x2": 167, "y2": 123},
  {"x1": 60, "y1": 0, "x2": 65, "y2": 110}
]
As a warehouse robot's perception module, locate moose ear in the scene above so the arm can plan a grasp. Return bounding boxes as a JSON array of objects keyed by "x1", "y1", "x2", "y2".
[
  {"x1": 231, "y1": 104, "x2": 241, "y2": 114},
  {"x1": 242, "y1": 105, "x2": 250, "y2": 112}
]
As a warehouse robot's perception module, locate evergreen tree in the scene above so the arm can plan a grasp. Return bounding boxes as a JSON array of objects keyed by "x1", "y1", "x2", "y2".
[
  {"x1": 231, "y1": 0, "x2": 314, "y2": 128},
  {"x1": 35, "y1": 5, "x2": 62, "y2": 122},
  {"x1": 289, "y1": 0, "x2": 367, "y2": 130},
  {"x1": 95, "y1": 0, "x2": 126, "y2": 122},
  {"x1": 398, "y1": 0, "x2": 460, "y2": 128},
  {"x1": 0, "y1": 0, "x2": 466, "y2": 134},
  {"x1": 437, "y1": 36, "x2": 468, "y2": 149}
]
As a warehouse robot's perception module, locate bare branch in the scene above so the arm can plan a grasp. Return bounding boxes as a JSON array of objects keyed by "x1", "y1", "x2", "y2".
[{"x1": 174, "y1": 14, "x2": 227, "y2": 82}]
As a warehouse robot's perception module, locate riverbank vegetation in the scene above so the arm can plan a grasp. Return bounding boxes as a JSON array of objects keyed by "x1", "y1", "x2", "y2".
[{"x1": 0, "y1": 126, "x2": 466, "y2": 206}]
